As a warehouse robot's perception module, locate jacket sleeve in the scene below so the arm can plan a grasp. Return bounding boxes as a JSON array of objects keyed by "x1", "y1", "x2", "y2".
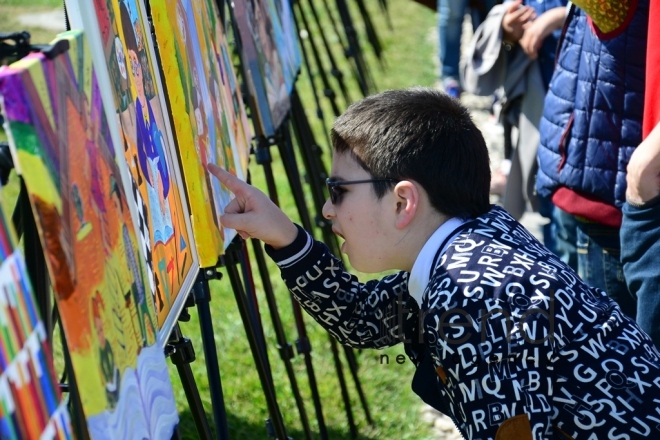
[{"x1": 265, "y1": 225, "x2": 415, "y2": 349}]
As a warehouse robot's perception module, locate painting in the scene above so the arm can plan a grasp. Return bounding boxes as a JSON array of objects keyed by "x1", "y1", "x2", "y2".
[
  {"x1": 68, "y1": 0, "x2": 199, "y2": 340},
  {"x1": 232, "y1": 0, "x2": 290, "y2": 135},
  {"x1": 0, "y1": 185, "x2": 72, "y2": 439},
  {"x1": 267, "y1": 0, "x2": 301, "y2": 92},
  {"x1": 150, "y1": 0, "x2": 251, "y2": 266},
  {"x1": 0, "y1": 30, "x2": 179, "y2": 438}
]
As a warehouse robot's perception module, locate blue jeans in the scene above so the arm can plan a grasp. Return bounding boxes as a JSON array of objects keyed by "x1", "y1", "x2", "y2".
[
  {"x1": 537, "y1": 194, "x2": 557, "y2": 256},
  {"x1": 552, "y1": 206, "x2": 578, "y2": 272},
  {"x1": 575, "y1": 218, "x2": 636, "y2": 319},
  {"x1": 438, "y1": 0, "x2": 494, "y2": 80},
  {"x1": 620, "y1": 202, "x2": 660, "y2": 349}
]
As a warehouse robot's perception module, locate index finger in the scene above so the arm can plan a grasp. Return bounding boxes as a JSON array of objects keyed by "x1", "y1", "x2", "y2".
[{"x1": 207, "y1": 163, "x2": 247, "y2": 194}]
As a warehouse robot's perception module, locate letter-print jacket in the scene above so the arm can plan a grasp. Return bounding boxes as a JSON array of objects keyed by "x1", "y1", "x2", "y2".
[{"x1": 265, "y1": 206, "x2": 660, "y2": 439}]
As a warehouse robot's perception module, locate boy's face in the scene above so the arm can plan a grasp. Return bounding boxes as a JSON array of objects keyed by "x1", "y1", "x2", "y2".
[{"x1": 322, "y1": 152, "x2": 398, "y2": 273}]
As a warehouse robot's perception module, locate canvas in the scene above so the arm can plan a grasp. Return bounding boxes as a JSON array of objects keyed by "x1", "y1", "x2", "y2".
[
  {"x1": 267, "y1": 0, "x2": 301, "y2": 92},
  {"x1": 232, "y1": 0, "x2": 290, "y2": 135},
  {"x1": 151, "y1": 0, "x2": 251, "y2": 265},
  {"x1": 0, "y1": 30, "x2": 179, "y2": 438},
  {"x1": 69, "y1": 0, "x2": 198, "y2": 339},
  {"x1": 0, "y1": 185, "x2": 72, "y2": 439}
]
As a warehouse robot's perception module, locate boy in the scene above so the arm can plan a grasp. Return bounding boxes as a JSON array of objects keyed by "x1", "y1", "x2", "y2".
[{"x1": 208, "y1": 88, "x2": 660, "y2": 439}]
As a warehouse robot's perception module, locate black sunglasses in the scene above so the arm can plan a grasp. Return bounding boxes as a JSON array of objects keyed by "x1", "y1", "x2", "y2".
[{"x1": 325, "y1": 178, "x2": 397, "y2": 204}]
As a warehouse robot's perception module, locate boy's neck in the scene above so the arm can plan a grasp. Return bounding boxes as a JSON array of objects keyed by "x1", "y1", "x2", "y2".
[{"x1": 398, "y1": 210, "x2": 448, "y2": 273}]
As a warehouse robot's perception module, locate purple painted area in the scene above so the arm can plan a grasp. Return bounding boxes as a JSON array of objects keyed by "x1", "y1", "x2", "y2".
[{"x1": 0, "y1": 74, "x2": 30, "y2": 124}]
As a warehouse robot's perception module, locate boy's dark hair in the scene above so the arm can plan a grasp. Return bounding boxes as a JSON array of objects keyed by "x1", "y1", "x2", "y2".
[
  {"x1": 120, "y1": 1, "x2": 138, "y2": 55},
  {"x1": 331, "y1": 87, "x2": 491, "y2": 218}
]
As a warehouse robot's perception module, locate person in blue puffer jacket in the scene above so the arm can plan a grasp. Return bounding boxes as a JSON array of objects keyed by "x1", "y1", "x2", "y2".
[{"x1": 536, "y1": 0, "x2": 649, "y2": 319}]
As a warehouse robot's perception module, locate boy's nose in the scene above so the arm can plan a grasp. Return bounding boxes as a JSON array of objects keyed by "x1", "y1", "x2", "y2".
[{"x1": 322, "y1": 197, "x2": 335, "y2": 219}]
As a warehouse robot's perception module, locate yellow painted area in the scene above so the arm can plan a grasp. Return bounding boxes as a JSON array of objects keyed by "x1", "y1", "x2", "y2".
[
  {"x1": 16, "y1": 151, "x2": 62, "y2": 212},
  {"x1": 572, "y1": 0, "x2": 631, "y2": 34},
  {"x1": 150, "y1": 0, "x2": 223, "y2": 266},
  {"x1": 71, "y1": 342, "x2": 106, "y2": 414}
]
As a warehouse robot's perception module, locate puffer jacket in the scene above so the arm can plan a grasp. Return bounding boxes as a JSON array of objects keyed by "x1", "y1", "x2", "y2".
[{"x1": 536, "y1": 1, "x2": 648, "y2": 227}]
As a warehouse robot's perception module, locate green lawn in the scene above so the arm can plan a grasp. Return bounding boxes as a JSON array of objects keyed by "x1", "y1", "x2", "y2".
[{"x1": 0, "y1": 0, "x2": 439, "y2": 438}]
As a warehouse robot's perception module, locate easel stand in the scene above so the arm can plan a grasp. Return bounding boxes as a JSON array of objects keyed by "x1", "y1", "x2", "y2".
[
  {"x1": 168, "y1": 268, "x2": 232, "y2": 440},
  {"x1": 221, "y1": 238, "x2": 291, "y2": 439},
  {"x1": 248, "y1": 237, "x2": 315, "y2": 440},
  {"x1": 165, "y1": 325, "x2": 213, "y2": 439},
  {"x1": 255, "y1": 111, "x2": 374, "y2": 438},
  {"x1": 286, "y1": 90, "x2": 374, "y2": 429}
]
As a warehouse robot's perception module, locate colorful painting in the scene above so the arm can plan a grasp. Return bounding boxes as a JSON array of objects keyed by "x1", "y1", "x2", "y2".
[
  {"x1": 233, "y1": 0, "x2": 291, "y2": 135},
  {"x1": 150, "y1": 0, "x2": 251, "y2": 265},
  {"x1": 0, "y1": 30, "x2": 179, "y2": 438},
  {"x1": 0, "y1": 187, "x2": 72, "y2": 439},
  {"x1": 268, "y1": 0, "x2": 301, "y2": 92},
  {"x1": 69, "y1": 0, "x2": 198, "y2": 337}
]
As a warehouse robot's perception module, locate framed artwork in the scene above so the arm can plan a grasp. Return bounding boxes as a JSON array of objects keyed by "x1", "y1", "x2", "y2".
[
  {"x1": 0, "y1": 30, "x2": 179, "y2": 438},
  {"x1": 66, "y1": 0, "x2": 199, "y2": 342},
  {"x1": 150, "y1": 0, "x2": 251, "y2": 266},
  {"x1": 232, "y1": 0, "x2": 291, "y2": 135},
  {"x1": 0, "y1": 186, "x2": 72, "y2": 439}
]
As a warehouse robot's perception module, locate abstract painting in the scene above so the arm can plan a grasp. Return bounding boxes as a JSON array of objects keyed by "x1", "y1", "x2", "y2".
[{"x1": 0, "y1": 30, "x2": 179, "y2": 438}]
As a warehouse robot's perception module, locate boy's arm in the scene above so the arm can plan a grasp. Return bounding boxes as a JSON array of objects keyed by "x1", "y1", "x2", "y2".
[
  {"x1": 626, "y1": 121, "x2": 660, "y2": 206},
  {"x1": 519, "y1": 7, "x2": 566, "y2": 60},
  {"x1": 208, "y1": 163, "x2": 414, "y2": 349},
  {"x1": 207, "y1": 163, "x2": 298, "y2": 248},
  {"x1": 265, "y1": 225, "x2": 413, "y2": 349}
]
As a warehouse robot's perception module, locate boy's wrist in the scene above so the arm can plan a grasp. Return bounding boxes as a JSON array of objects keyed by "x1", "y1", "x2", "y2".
[
  {"x1": 268, "y1": 222, "x2": 300, "y2": 250},
  {"x1": 264, "y1": 224, "x2": 312, "y2": 263}
]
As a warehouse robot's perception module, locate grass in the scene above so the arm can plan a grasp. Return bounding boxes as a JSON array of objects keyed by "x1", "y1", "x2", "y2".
[{"x1": 0, "y1": 0, "x2": 440, "y2": 438}]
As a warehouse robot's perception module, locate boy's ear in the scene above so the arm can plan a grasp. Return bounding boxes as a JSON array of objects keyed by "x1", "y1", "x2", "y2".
[{"x1": 393, "y1": 180, "x2": 420, "y2": 229}]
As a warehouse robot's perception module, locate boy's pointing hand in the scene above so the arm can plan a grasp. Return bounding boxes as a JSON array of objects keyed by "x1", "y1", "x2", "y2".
[{"x1": 207, "y1": 163, "x2": 298, "y2": 249}]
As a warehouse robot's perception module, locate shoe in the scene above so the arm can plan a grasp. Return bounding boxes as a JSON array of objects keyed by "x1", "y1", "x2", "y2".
[{"x1": 443, "y1": 78, "x2": 461, "y2": 99}]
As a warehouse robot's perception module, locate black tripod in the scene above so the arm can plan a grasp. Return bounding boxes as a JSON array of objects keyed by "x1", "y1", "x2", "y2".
[{"x1": 221, "y1": 237, "x2": 292, "y2": 439}]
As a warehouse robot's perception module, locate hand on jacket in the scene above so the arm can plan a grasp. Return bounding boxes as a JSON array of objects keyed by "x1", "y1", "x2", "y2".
[
  {"x1": 626, "y1": 122, "x2": 660, "y2": 205},
  {"x1": 502, "y1": 0, "x2": 536, "y2": 43},
  {"x1": 207, "y1": 163, "x2": 299, "y2": 248},
  {"x1": 519, "y1": 6, "x2": 566, "y2": 59}
]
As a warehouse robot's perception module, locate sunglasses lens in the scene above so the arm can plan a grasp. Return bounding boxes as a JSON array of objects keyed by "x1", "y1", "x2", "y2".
[{"x1": 326, "y1": 181, "x2": 339, "y2": 204}]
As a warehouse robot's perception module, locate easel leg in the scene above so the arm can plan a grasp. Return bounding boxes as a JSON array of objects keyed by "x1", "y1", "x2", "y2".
[
  {"x1": 256, "y1": 126, "x2": 333, "y2": 439},
  {"x1": 166, "y1": 324, "x2": 213, "y2": 440},
  {"x1": 250, "y1": 238, "x2": 314, "y2": 440},
  {"x1": 287, "y1": 92, "x2": 374, "y2": 429},
  {"x1": 192, "y1": 271, "x2": 231, "y2": 440},
  {"x1": 223, "y1": 239, "x2": 290, "y2": 439}
]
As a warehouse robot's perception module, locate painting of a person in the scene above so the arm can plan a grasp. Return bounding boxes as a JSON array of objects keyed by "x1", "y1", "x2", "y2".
[{"x1": 120, "y1": 0, "x2": 174, "y2": 245}]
